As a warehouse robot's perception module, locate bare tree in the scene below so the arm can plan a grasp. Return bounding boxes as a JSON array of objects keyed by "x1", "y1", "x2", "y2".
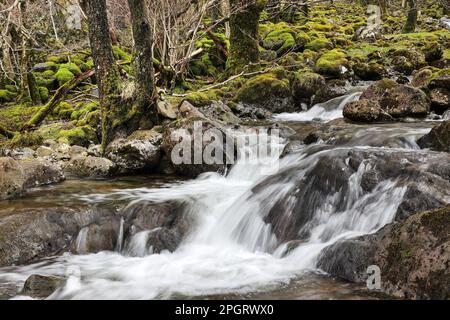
[{"x1": 403, "y1": 0, "x2": 418, "y2": 33}]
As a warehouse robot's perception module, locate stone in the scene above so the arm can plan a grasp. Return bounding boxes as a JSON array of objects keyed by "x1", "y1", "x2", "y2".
[
  {"x1": 35, "y1": 146, "x2": 55, "y2": 158},
  {"x1": 19, "y1": 159, "x2": 65, "y2": 188},
  {"x1": 417, "y1": 120, "x2": 450, "y2": 152},
  {"x1": 157, "y1": 100, "x2": 178, "y2": 119},
  {"x1": 430, "y1": 88, "x2": 450, "y2": 113},
  {"x1": 0, "y1": 157, "x2": 25, "y2": 200},
  {"x1": 65, "y1": 156, "x2": 117, "y2": 178},
  {"x1": 20, "y1": 274, "x2": 66, "y2": 298}
]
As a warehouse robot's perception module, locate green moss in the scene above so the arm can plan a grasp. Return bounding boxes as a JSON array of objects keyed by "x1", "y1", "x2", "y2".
[
  {"x1": 8, "y1": 131, "x2": 43, "y2": 149},
  {"x1": 315, "y1": 49, "x2": 348, "y2": 77},
  {"x1": 305, "y1": 38, "x2": 333, "y2": 52},
  {"x1": 71, "y1": 101, "x2": 99, "y2": 120},
  {"x1": 59, "y1": 63, "x2": 82, "y2": 76},
  {"x1": 0, "y1": 104, "x2": 40, "y2": 131},
  {"x1": 55, "y1": 68, "x2": 75, "y2": 86},
  {"x1": 42, "y1": 70, "x2": 55, "y2": 78},
  {"x1": 53, "y1": 102, "x2": 74, "y2": 120},
  {"x1": 185, "y1": 89, "x2": 222, "y2": 107},
  {"x1": 47, "y1": 55, "x2": 68, "y2": 64},
  {"x1": 295, "y1": 32, "x2": 311, "y2": 48},
  {"x1": 39, "y1": 87, "x2": 49, "y2": 102},
  {"x1": 262, "y1": 25, "x2": 296, "y2": 53},
  {"x1": 112, "y1": 46, "x2": 131, "y2": 62},
  {"x1": 189, "y1": 53, "x2": 217, "y2": 76},
  {"x1": 4, "y1": 85, "x2": 17, "y2": 93},
  {"x1": 0, "y1": 89, "x2": 15, "y2": 103},
  {"x1": 235, "y1": 73, "x2": 290, "y2": 104},
  {"x1": 290, "y1": 71, "x2": 325, "y2": 101},
  {"x1": 57, "y1": 125, "x2": 97, "y2": 146}
]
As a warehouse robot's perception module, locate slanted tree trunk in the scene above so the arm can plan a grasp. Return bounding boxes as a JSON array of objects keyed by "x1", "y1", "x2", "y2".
[
  {"x1": 403, "y1": 0, "x2": 418, "y2": 33},
  {"x1": 127, "y1": 0, "x2": 157, "y2": 127},
  {"x1": 80, "y1": 0, "x2": 122, "y2": 150},
  {"x1": 227, "y1": 0, "x2": 266, "y2": 74}
]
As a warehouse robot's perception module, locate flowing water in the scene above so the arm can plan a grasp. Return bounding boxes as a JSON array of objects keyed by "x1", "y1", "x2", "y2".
[{"x1": 0, "y1": 92, "x2": 441, "y2": 300}]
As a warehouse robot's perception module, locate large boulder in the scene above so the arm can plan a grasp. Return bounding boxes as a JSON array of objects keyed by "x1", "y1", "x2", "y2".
[
  {"x1": 417, "y1": 120, "x2": 450, "y2": 152},
  {"x1": 430, "y1": 88, "x2": 450, "y2": 113},
  {"x1": 19, "y1": 159, "x2": 65, "y2": 188},
  {"x1": 343, "y1": 79, "x2": 431, "y2": 122},
  {"x1": 0, "y1": 206, "x2": 112, "y2": 266},
  {"x1": 318, "y1": 205, "x2": 450, "y2": 299},
  {"x1": 162, "y1": 117, "x2": 236, "y2": 178},
  {"x1": 106, "y1": 129, "x2": 162, "y2": 173},
  {"x1": 256, "y1": 148, "x2": 450, "y2": 246},
  {"x1": 65, "y1": 155, "x2": 117, "y2": 178},
  {"x1": 122, "y1": 201, "x2": 189, "y2": 254},
  {"x1": 290, "y1": 72, "x2": 326, "y2": 105},
  {"x1": 234, "y1": 73, "x2": 295, "y2": 113},
  {"x1": 0, "y1": 157, "x2": 25, "y2": 200}
]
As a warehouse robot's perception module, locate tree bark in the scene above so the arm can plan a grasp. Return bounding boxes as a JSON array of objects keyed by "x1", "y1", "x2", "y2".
[
  {"x1": 80, "y1": 0, "x2": 121, "y2": 150},
  {"x1": 403, "y1": 0, "x2": 418, "y2": 33},
  {"x1": 127, "y1": 0, "x2": 157, "y2": 126},
  {"x1": 226, "y1": 0, "x2": 266, "y2": 74}
]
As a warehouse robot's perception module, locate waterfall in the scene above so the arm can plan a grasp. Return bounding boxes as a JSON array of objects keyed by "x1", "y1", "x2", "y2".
[{"x1": 274, "y1": 91, "x2": 362, "y2": 122}]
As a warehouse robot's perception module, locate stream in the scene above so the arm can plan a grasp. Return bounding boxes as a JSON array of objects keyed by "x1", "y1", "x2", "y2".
[{"x1": 0, "y1": 91, "x2": 442, "y2": 300}]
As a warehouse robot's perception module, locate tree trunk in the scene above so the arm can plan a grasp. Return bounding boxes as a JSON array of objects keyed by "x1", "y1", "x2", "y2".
[
  {"x1": 127, "y1": 0, "x2": 157, "y2": 127},
  {"x1": 403, "y1": 0, "x2": 418, "y2": 33},
  {"x1": 80, "y1": 0, "x2": 122, "y2": 150},
  {"x1": 227, "y1": 0, "x2": 266, "y2": 74}
]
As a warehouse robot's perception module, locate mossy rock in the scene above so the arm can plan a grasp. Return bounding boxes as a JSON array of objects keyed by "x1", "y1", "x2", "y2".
[
  {"x1": 55, "y1": 68, "x2": 75, "y2": 86},
  {"x1": 0, "y1": 89, "x2": 15, "y2": 103},
  {"x1": 390, "y1": 48, "x2": 427, "y2": 75},
  {"x1": 185, "y1": 90, "x2": 222, "y2": 107},
  {"x1": 39, "y1": 87, "x2": 49, "y2": 102},
  {"x1": 295, "y1": 32, "x2": 311, "y2": 48},
  {"x1": 71, "y1": 101, "x2": 99, "y2": 120},
  {"x1": 353, "y1": 62, "x2": 386, "y2": 81},
  {"x1": 305, "y1": 38, "x2": 333, "y2": 52},
  {"x1": 189, "y1": 53, "x2": 217, "y2": 77},
  {"x1": 53, "y1": 102, "x2": 75, "y2": 120},
  {"x1": 262, "y1": 27, "x2": 297, "y2": 55},
  {"x1": 47, "y1": 55, "x2": 69, "y2": 64},
  {"x1": 315, "y1": 49, "x2": 349, "y2": 77},
  {"x1": 8, "y1": 131, "x2": 44, "y2": 149},
  {"x1": 112, "y1": 46, "x2": 131, "y2": 62},
  {"x1": 42, "y1": 70, "x2": 55, "y2": 78},
  {"x1": 57, "y1": 125, "x2": 97, "y2": 147},
  {"x1": 59, "y1": 63, "x2": 82, "y2": 76},
  {"x1": 290, "y1": 72, "x2": 326, "y2": 103}
]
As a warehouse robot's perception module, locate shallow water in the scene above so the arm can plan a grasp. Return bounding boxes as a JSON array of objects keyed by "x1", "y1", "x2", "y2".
[{"x1": 0, "y1": 95, "x2": 442, "y2": 300}]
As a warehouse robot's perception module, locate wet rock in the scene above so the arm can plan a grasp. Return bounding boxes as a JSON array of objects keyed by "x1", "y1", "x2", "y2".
[
  {"x1": 318, "y1": 205, "x2": 450, "y2": 299},
  {"x1": 259, "y1": 148, "x2": 450, "y2": 245},
  {"x1": 65, "y1": 155, "x2": 117, "y2": 178},
  {"x1": 343, "y1": 99, "x2": 389, "y2": 122},
  {"x1": 19, "y1": 159, "x2": 65, "y2": 188},
  {"x1": 429, "y1": 74, "x2": 450, "y2": 90},
  {"x1": 430, "y1": 88, "x2": 450, "y2": 113},
  {"x1": 68, "y1": 145, "x2": 88, "y2": 158},
  {"x1": 411, "y1": 68, "x2": 433, "y2": 88},
  {"x1": 0, "y1": 206, "x2": 112, "y2": 266},
  {"x1": 106, "y1": 129, "x2": 162, "y2": 172},
  {"x1": 74, "y1": 217, "x2": 121, "y2": 254},
  {"x1": 230, "y1": 103, "x2": 271, "y2": 120},
  {"x1": 20, "y1": 274, "x2": 66, "y2": 298},
  {"x1": 344, "y1": 80, "x2": 430, "y2": 122},
  {"x1": 0, "y1": 157, "x2": 25, "y2": 200},
  {"x1": 87, "y1": 144, "x2": 102, "y2": 157},
  {"x1": 122, "y1": 201, "x2": 189, "y2": 254},
  {"x1": 162, "y1": 117, "x2": 236, "y2": 178},
  {"x1": 417, "y1": 120, "x2": 450, "y2": 152},
  {"x1": 312, "y1": 80, "x2": 351, "y2": 105}
]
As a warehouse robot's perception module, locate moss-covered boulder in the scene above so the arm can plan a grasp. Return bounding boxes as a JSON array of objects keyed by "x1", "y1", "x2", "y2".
[
  {"x1": 234, "y1": 73, "x2": 294, "y2": 112},
  {"x1": 430, "y1": 88, "x2": 450, "y2": 113},
  {"x1": 417, "y1": 120, "x2": 450, "y2": 152},
  {"x1": 318, "y1": 205, "x2": 450, "y2": 299},
  {"x1": 290, "y1": 72, "x2": 326, "y2": 104},
  {"x1": 262, "y1": 27, "x2": 297, "y2": 56},
  {"x1": 353, "y1": 62, "x2": 386, "y2": 80},
  {"x1": 390, "y1": 48, "x2": 427, "y2": 75},
  {"x1": 305, "y1": 38, "x2": 333, "y2": 52},
  {"x1": 55, "y1": 68, "x2": 75, "y2": 86},
  {"x1": 343, "y1": 99, "x2": 387, "y2": 122},
  {"x1": 65, "y1": 155, "x2": 117, "y2": 178},
  {"x1": 315, "y1": 49, "x2": 349, "y2": 77},
  {"x1": 0, "y1": 89, "x2": 15, "y2": 103},
  {"x1": 57, "y1": 125, "x2": 97, "y2": 147}
]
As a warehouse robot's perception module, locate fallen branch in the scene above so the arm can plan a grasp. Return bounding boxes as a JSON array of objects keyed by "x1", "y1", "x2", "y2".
[{"x1": 21, "y1": 69, "x2": 95, "y2": 132}]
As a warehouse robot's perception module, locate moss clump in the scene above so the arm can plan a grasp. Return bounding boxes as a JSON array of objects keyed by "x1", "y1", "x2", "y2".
[
  {"x1": 57, "y1": 125, "x2": 97, "y2": 147},
  {"x1": 0, "y1": 104, "x2": 40, "y2": 131},
  {"x1": 234, "y1": 73, "x2": 290, "y2": 104},
  {"x1": 295, "y1": 32, "x2": 311, "y2": 48},
  {"x1": 0, "y1": 89, "x2": 15, "y2": 103},
  {"x1": 59, "y1": 63, "x2": 82, "y2": 76},
  {"x1": 112, "y1": 46, "x2": 131, "y2": 62},
  {"x1": 262, "y1": 26, "x2": 297, "y2": 55},
  {"x1": 71, "y1": 101, "x2": 99, "y2": 120},
  {"x1": 185, "y1": 89, "x2": 222, "y2": 107},
  {"x1": 55, "y1": 68, "x2": 75, "y2": 86},
  {"x1": 315, "y1": 49, "x2": 348, "y2": 77},
  {"x1": 53, "y1": 102, "x2": 75, "y2": 120},
  {"x1": 42, "y1": 70, "x2": 55, "y2": 78},
  {"x1": 390, "y1": 48, "x2": 426, "y2": 75},
  {"x1": 47, "y1": 55, "x2": 68, "y2": 64},
  {"x1": 290, "y1": 71, "x2": 326, "y2": 102},
  {"x1": 305, "y1": 38, "x2": 333, "y2": 52},
  {"x1": 353, "y1": 62, "x2": 385, "y2": 81},
  {"x1": 39, "y1": 87, "x2": 49, "y2": 102},
  {"x1": 189, "y1": 54, "x2": 217, "y2": 77},
  {"x1": 8, "y1": 131, "x2": 43, "y2": 149}
]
